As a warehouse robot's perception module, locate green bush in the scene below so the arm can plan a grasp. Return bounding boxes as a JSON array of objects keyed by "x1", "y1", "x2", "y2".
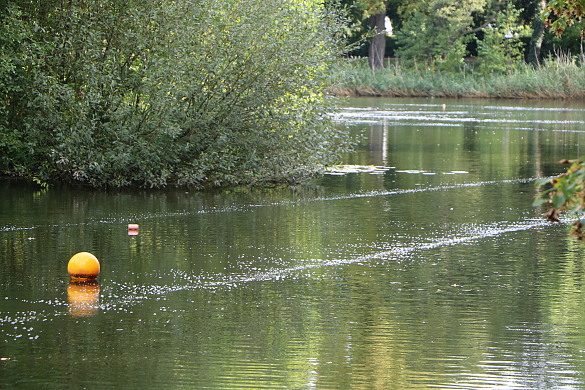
[
  {"x1": 393, "y1": 0, "x2": 484, "y2": 71},
  {"x1": 1, "y1": 0, "x2": 350, "y2": 188},
  {"x1": 475, "y1": 4, "x2": 530, "y2": 75}
]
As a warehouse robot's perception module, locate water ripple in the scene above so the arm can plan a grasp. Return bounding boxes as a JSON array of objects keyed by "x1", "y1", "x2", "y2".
[{"x1": 0, "y1": 177, "x2": 538, "y2": 233}]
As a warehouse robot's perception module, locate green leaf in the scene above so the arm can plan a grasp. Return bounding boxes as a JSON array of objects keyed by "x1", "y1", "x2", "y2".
[
  {"x1": 552, "y1": 193, "x2": 566, "y2": 210},
  {"x1": 535, "y1": 177, "x2": 553, "y2": 186},
  {"x1": 532, "y1": 197, "x2": 549, "y2": 207}
]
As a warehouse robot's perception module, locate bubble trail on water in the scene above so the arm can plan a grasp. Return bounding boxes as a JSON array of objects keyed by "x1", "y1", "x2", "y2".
[
  {"x1": 0, "y1": 177, "x2": 540, "y2": 233},
  {"x1": 93, "y1": 217, "x2": 555, "y2": 315}
]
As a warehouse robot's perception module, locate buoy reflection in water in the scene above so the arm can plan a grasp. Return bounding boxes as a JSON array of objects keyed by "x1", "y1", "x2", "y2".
[{"x1": 67, "y1": 281, "x2": 100, "y2": 317}]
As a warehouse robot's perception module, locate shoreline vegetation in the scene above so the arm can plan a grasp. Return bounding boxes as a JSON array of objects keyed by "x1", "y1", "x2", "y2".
[
  {"x1": 325, "y1": 57, "x2": 585, "y2": 99},
  {"x1": 4, "y1": 2, "x2": 585, "y2": 189},
  {"x1": 0, "y1": 0, "x2": 350, "y2": 189}
]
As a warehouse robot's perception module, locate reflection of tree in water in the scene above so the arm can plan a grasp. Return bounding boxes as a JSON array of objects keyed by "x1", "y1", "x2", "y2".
[
  {"x1": 462, "y1": 121, "x2": 480, "y2": 153},
  {"x1": 368, "y1": 122, "x2": 389, "y2": 165}
]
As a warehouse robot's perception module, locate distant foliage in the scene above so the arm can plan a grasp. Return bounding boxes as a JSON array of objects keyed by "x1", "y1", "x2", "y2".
[
  {"x1": 394, "y1": 0, "x2": 485, "y2": 71},
  {"x1": 0, "y1": 0, "x2": 351, "y2": 188},
  {"x1": 475, "y1": 4, "x2": 531, "y2": 75}
]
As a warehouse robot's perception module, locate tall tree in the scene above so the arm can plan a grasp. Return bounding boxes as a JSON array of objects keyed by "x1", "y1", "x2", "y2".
[
  {"x1": 527, "y1": 0, "x2": 548, "y2": 66},
  {"x1": 368, "y1": 10, "x2": 387, "y2": 69},
  {"x1": 335, "y1": 0, "x2": 388, "y2": 69}
]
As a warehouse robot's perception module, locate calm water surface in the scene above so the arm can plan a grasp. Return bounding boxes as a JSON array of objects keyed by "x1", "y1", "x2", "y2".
[{"x1": 2, "y1": 98, "x2": 585, "y2": 389}]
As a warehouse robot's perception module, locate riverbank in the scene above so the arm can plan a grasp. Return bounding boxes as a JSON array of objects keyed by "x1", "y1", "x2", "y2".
[{"x1": 326, "y1": 57, "x2": 585, "y2": 99}]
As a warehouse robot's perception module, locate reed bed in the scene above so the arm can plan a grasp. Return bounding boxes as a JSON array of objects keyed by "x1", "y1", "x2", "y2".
[{"x1": 326, "y1": 57, "x2": 585, "y2": 99}]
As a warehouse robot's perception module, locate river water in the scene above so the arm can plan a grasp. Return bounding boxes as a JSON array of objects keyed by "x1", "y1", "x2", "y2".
[{"x1": 2, "y1": 98, "x2": 585, "y2": 389}]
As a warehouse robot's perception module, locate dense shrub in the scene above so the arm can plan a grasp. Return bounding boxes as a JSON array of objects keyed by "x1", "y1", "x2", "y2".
[{"x1": 0, "y1": 0, "x2": 350, "y2": 188}]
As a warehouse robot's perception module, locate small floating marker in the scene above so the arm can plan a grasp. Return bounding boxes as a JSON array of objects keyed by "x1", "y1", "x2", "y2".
[
  {"x1": 127, "y1": 223, "x2": 139, "y2": 236},
  {"x1": 442, "y1": 104, "x2": 446, "y2": 111},
  {"x1": 67, "y1": 252, "x2": 100, "y2": 281}
]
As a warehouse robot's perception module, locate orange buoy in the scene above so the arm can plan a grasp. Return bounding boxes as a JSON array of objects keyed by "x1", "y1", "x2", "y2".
[{"x1": 68, "y1": 252, "x2": 100, "y2": 281}]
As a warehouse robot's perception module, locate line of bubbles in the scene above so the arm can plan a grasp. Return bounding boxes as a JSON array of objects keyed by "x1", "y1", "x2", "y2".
[{"x1": 0, "y1": 177, "x2": 538, "y2": 234}]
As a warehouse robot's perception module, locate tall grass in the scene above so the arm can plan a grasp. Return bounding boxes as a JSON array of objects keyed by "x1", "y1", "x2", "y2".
[{"x1": 326, "y1": 55, "x2": 585, "y2": 99}]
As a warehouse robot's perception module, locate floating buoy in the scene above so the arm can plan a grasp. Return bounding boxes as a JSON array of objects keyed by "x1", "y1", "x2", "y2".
[
  {"x1": 67, "y1": 281, "x2": 100, "y2": 317},
  {"x1": 128, "y1": 223, "x2": 139, "y2": 236},
  {"x1": 67, "y1": 252, "x2": 100, "y2": 281}
]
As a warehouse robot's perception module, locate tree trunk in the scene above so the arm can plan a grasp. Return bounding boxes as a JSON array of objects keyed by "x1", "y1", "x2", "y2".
[
  {"x1": 368, "y1": 12, "x2": 386, "y2": 70},
  {"x1": 527, "y1": 0, "x2": 547, "y2": 66}
]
